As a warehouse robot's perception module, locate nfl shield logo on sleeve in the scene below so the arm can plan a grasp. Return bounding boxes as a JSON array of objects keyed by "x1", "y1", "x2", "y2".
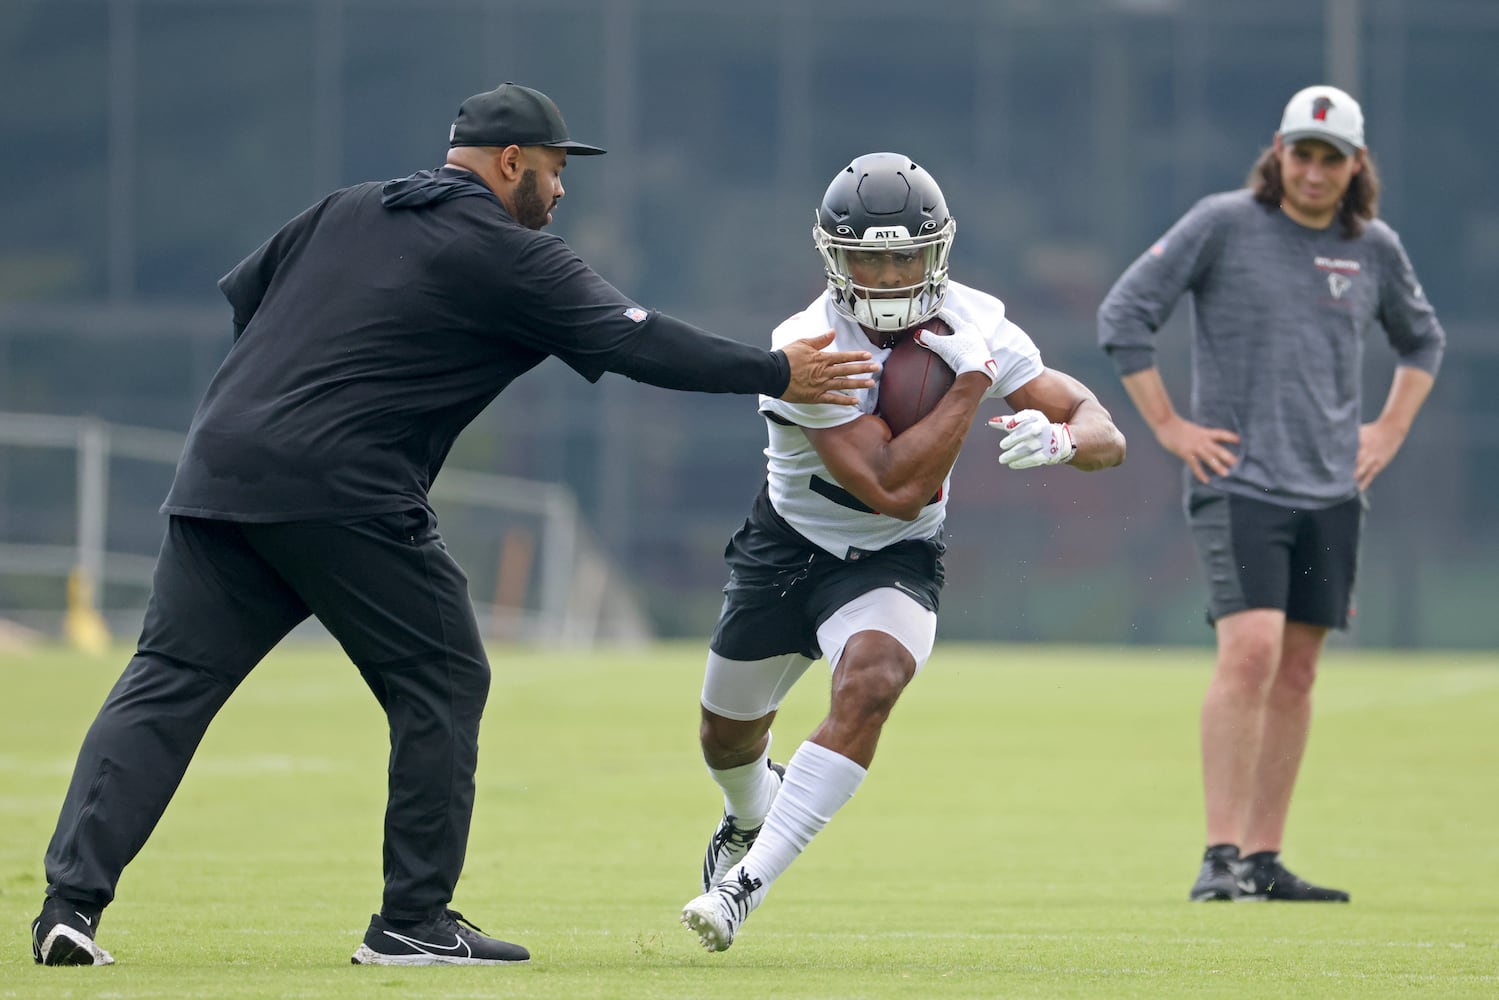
[{"x1": 623, "y1": 307, "x2": 648, "y2": 323}]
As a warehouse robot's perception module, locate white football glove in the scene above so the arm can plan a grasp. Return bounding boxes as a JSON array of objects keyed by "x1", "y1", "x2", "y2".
[
  {"x1": 990, "y1": 409, "x2": 1076, "y2": 469},
  {"x1": 913, "y1": 321, "x2": 999, "y2": 386}
]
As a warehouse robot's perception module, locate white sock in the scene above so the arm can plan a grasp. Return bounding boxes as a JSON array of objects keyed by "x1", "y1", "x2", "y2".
[
  {"x1": 709, "y1": 735, "x2": 779, "y2": 826},
  {"x1": 723, "y1": 740, "x2": 866, "y2": 902}
]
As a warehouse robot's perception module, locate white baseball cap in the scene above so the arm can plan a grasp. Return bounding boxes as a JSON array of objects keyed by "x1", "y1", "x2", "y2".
[{"x1": 1279, "y1": 85, "x2": 1365, "y2": 156}]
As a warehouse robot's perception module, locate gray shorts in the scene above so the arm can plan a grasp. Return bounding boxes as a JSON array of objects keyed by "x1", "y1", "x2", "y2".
[{"x1": 1185, "y1": 484, "x2": 1364, "y2": 629}]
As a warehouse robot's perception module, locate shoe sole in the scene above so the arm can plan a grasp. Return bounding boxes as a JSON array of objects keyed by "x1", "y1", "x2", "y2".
[
  {"x1": 36, "y1": 925, "x2": 114, "y2": 966},
  {"x1": 680, "y1": 899, "x2": 733, "y2": 953},
  {"x1": 351, "y1": 944, "x2": 528, "y2": 965},
  {"x1": 1189, "y1": 889, "x2": 1237, "y2": 902}
]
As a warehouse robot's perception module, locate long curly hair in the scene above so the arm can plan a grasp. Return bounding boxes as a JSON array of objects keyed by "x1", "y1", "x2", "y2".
[{"x1": 1247, "y1": 144, "x2": 1380, "y2": 238}]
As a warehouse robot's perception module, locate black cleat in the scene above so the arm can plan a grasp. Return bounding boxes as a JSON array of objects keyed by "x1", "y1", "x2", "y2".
[
  {"x1": 701, "y1": 759, "x2": 785, "y2": 892},
  {"x1": 351, "y1": 909, "x2": 530, "y2": 965},
  {"x1": 1236, "y1": 852, "x2": 1350, "y2": 902},
  {"x1": 31, "y1": 897, "x2": 113, "y2": 966},
  {"x1": 1189, "y1": 844, "x2": 1243, "y2": 901}
]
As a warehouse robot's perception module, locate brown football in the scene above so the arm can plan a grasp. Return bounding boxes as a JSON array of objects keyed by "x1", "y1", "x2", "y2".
[{"x1": 874, "y1": 317, "x2": 958, "y2": 436}]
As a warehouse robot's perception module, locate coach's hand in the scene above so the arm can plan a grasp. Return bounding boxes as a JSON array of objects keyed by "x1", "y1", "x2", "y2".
[
  {"x1": 780, "y1": 330, "x2": 878, "y2": 405},
  {"x1": 990, "y1": 409, "x2": 1076, "y2": 469}
]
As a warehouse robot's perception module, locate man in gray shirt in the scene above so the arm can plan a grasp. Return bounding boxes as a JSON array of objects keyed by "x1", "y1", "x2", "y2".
[{"x1": 1098, "y1": 85, "x2": 1444, "y2": 902}]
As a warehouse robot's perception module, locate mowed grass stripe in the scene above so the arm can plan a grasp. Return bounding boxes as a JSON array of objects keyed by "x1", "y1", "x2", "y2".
[{"x1": 1, "y1": 641, "x2": 1495, "y2": 999}]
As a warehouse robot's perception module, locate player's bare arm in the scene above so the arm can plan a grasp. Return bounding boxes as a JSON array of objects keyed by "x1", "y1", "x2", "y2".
[
  {"x1": 804, "y1": 371, "x2": 992, "y2": 520},
  {"x1": 1119, "y1": 366, "x2": 1232, "y2": 481},
  {"x1": 1004, "y1": 368, "x2": 1127, "y2": 471},
  {"x1": 779, "y1": 330, "x2": 878, "y2": 406},
  {"x1": 1356, "y1": 365, "x2": 1435, "y2": 490}
]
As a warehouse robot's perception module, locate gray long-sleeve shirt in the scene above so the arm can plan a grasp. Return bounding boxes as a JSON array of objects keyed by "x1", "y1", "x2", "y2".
[{"x1": 1098, "y1": 189, "x2": 1445, "y2": 508}]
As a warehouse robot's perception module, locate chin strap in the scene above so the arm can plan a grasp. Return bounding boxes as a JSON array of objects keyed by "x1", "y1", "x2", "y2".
[{"x1": 845, "y1": 285, "x2": 943, "y2": 339}]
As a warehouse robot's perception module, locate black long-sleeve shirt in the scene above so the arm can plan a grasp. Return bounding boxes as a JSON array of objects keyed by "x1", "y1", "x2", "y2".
[{"x1": 163, "y1": 167, "x2": 789, "y2": 522}]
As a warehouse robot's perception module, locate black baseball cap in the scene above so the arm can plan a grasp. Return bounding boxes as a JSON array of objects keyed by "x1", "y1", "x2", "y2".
[{"x1": 448, "y1": 82, "x2": 606, "y2": 155}]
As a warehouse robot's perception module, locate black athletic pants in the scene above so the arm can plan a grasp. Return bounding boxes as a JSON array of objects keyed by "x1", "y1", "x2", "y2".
[{"x1": 43, "y1": 509, "x2": 490, "y2": 923}]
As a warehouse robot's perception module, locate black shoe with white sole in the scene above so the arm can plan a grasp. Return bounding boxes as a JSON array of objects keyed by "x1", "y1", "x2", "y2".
[
  {"x1": 351, "y1": 909, "x2": 530, "y2": 965},
  {"x1": 31, "y1": 897, "x2": 113, "y2": 966}
]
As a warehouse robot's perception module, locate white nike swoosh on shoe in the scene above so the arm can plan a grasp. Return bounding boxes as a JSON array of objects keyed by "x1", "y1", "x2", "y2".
[
  {"x1": 384, "y1": 931, "x2": 470, "y2": 957},
  {"x1": 1236, "y1": 879, "x2": 1257, "y2": 894},
  {"x1": 75, "y1": 911, "x2": 93, "y2": 927}
]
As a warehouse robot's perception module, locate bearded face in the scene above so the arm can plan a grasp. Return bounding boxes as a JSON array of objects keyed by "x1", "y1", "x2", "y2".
[{"x1": 512, "y1": 168, "x2": 553, "y2": 231}]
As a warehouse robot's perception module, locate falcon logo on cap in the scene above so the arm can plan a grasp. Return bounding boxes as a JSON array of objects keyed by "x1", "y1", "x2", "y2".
[{"x1": 1312, "y1": 95, "x2": 1333, "y2": 122}]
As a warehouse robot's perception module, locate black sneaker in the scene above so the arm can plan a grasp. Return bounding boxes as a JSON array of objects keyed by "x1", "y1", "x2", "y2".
[
  {"x1": 1236, "y1": 852, "x2": 1350, "y2": 902},
  {"x1": 702, "y1": 760, "x2": 785, "y2": 892},
  {"x1": 31, "y1": 897, "x2": 113, "y2": 966},
  {"x1": 351, "y1": 909, "x2": 530, "y2": 965},
  {"x1": 1189, "y1": 844, "x2": 1243, "y2": 901}
]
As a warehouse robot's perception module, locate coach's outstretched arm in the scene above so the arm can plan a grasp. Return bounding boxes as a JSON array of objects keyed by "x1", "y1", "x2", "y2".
[{"x1": 610, "y1": 317, "x2": 876, "y2": 405}]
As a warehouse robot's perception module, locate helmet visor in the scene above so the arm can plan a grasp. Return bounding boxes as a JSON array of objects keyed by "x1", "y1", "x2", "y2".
[{"x1": 814, "y1": 220, "x2": 955, "y2": 332}]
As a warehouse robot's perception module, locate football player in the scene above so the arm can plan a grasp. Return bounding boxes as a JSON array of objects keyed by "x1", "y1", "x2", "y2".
[{"x1": 680, "y1": 152, "x2": 1126, "y2": 952}]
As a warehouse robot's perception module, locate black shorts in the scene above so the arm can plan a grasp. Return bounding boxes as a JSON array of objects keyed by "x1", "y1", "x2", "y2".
[
  {"x1": 1185, "y1": 484, "x2": 1364, "y2": 629},
  {"x1": 709, "y1": 484, "x2": 945, "y2": 662}
]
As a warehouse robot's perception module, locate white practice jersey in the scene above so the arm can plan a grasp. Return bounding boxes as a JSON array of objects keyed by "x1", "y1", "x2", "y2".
[{"x1": 758, "y1": 282, "x2": 1044, "y2": 558}]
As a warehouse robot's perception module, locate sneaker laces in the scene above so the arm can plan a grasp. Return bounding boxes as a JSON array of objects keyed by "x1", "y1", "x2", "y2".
[
  {"x1": 445, "y1": 909, "x2": 486, "y2": 936},
  {"x1": 711, "y1": 817, "x2": 760, "y2": 855},
  {"x1": 717, "y1": 868, "x2": 763, "y2": 923}
]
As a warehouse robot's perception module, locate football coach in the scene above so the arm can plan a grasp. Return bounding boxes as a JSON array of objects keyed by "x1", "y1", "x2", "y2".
[{"x1": 30, "y1": 81, "x2": 876, "y2": 969}]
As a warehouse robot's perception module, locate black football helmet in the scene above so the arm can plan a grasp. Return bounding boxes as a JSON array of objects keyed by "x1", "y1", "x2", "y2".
[{"x1": 814, "y1": 152, "x2": 955, "y2": 333}]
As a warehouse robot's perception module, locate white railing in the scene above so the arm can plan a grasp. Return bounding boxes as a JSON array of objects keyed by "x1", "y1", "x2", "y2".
[{"x1": 0, "y1": 411, "x2": 651, "y2": 647}]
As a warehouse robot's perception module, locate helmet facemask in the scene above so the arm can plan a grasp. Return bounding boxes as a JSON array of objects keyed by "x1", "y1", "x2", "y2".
[{"x1": 813, "y1": 218, "x2": 955, "y2": 333}]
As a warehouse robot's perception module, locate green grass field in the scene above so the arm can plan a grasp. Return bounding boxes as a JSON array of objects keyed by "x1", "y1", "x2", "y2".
[{"x1": 2, "y1": 640, "x2": 1496, "y2": 999}]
